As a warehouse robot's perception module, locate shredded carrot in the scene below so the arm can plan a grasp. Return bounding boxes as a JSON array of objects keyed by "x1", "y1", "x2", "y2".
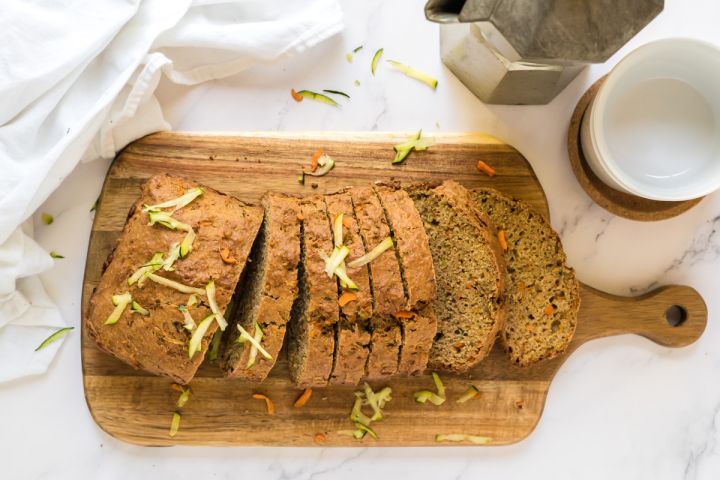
[
  {"x1": 497, "y1": 230, "x2": 508, "y2": 252},
  {"x1": 342, "y1": 217, "x2": 352, "y2": 229},
  {"x1": 297, "y1": 213, "x2": 305, "y2": 221},
  {"x1": 314, "y1": 432, "x2": 327, "y2": 443},
  {"x1": 338, "y1": 291, "x2": 358, "y2": 307},
  {"x1": 170, "y1": 383, "x2": 184, "y2": 393},
  {"x1": 544, "y1": 305, "x2": 555, "y2": 316},
  {"x1": 291, "y1": 88, "x2": 303, "y2": 102},
  {"x1": 310, "y1": 149, "x2": 324, "y2": 172},
  {"x1": 252, "y1": 393, "x2": 275, "y2": 415},
  {"x1": 220, "y1": 247, "x2": 237, "y2": 264},
  {"x1": 394, "y1": 310, "x2": 415, "y2": 319},
  {"x1": 476, "y1": 160, "x2": 496, "y2": 177},
  {"x1": 294, "y1": 388, "x2": 313, "y2": 408}
]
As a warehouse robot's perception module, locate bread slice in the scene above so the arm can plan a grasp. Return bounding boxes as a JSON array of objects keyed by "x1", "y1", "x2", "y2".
[
  {"x1": 349, "y1": 186, "x2": 405, "y2": 379},
  {"x1": 221, "y1": 193, "x2": 301, "y2": 380},
  {"x1": 324, "y1": 192, "x2": 372, "y2": 385},
  {"x1": 86, "y1": 174, "x2": 262, "y2": 384},
  {"x1": 471, "y1": 188, "x2": 580, "y2": 366},
  {"x1": 373, "y1": 185, "x2": 438, "y2": 376},
  {"x1": 408, "y1": 180, "x2": 506, "y2": 372},
  {"x1": 287, "y1": 195, "x2": 338, "y2": 386}
]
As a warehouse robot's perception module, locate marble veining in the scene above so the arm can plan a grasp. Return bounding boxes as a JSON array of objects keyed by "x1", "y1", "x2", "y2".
[{"x1": 5, "y1": 0, "x2": 720, "y2": 479}]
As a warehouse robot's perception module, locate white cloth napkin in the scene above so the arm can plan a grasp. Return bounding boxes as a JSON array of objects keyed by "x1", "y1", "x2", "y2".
[{"x1": 0, "y1": 0, "x2": 343, "y2": 383}]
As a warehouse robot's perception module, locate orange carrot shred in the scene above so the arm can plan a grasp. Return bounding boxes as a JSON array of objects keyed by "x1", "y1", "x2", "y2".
[
  {"x1": 294, "y1": 388, "x2": 313, "y2": 408},
  {"x1": 342, "y1": 217, "x2": 352, "y2": 229},
  {"x1": 220, "y1": 247, "x2": 237, "y2": 264},
  {"x1": 314, "y1": 432, "x2": 327, "y2": 444},
  {"x1": 476, "y1": 160, "x2": 496, "y2": 177},
  {"x1": 310, "y1": 149, "x2": 324, "y2": 172},
  {"x1": 338, "y1": 291, "x2": 358, "y2": 307},
  {"x1": 170, "y1": 383, "x2": 184, "y2": 392},
  {"x1": 394, "y1": 310, "x2": 415, "y2": 319},
  {"x1": 297, "y1": 213, "x2": 305, "y2": 221},
  {"x1": 497, "y1": 230, "x2": 508, "y2": 252},
  {"x1": 291, "y1": 88, "x2": 303, "y2": 102},
  {"x1": 252, "y1": 393, "x2": 275, "y2": 415},
  {"x1": 544, "y1": 305, "x2": 555, "y2": 316}
]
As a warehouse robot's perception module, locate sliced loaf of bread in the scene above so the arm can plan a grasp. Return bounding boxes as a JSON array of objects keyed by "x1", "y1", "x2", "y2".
[
  {"x1": 221, "y1": 193, "x2": 301, "y2": 380},
  {"x1": 373, "y1": 185, "x2": 438, "y2": 376},
  {"x1": 287, "y1": 195, "x2": 338, "y2": 387},
  {"x1": 471, "y1": 188, "x2": 580, "y2": 366},
  {"x1": 349, "y1": 186, "x2": 405, "y2": 379},
  {"x1": 324, "y1": 191, "x2": 373, "y2": 385},
  {"x1": 408, "y1": 180, "x2": 506, "y2": 372}
]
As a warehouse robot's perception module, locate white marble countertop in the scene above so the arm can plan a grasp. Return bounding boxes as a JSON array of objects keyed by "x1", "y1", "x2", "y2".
[{"x1": 6, "y1": 0, "x2": 720, "y2": 478}]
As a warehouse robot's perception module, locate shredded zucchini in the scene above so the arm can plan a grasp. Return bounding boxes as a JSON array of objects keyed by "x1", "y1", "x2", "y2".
[
  {"x1": 176, "y1": 386, "x2": 192, "y2": 408},
  {"x1": 205, "y1": 280, "x2": 228, "y2": 331},
  {"x1": 387, "y1": 60, "x2": 438, "y2": 89},
  {"x1": 296, "y1": 90, "x2": 340, "y2": 107},
  {"x1": 456, "y1": 385, "x2": 480, "y2": 404},
  {"x1": 236, "y1": 323, "x2": 272, "y2": 362},
  {"x1": 324, "y1": 245, "x2": 350, "y2": 278},
  {"x1": 392, "y1": 129, "x2": 433, "y2": 164},
  {"x1": 169, "y1": 412, "x2": 181, "y2": 437},
  {"x1": 49, "y1": 251, "x2": 64, "y2": 259},
  {"x1": 306, "y1": 154, "x2": 335, "y2": 176},
  {"x1": 163, "y1": 243, "x2": 181, "y2": 271},
  {"x1": 323, "y1": 89, "x2": 350, "y2": 99},
  {"x1": 178, "y1": 305, "x2": 196, "y2": 331},
  {"x1": 147, "y1": 211, "x2": 192, "y2": 231},
  {"x1": 105, "y1": 293, "x2": 132, "y2": 325},
  {"x1": 187, "y1": 294, "x2": 199, "y2": 307},
  {"x1": 143, "y1": 187, "x2": 204, "y2": 214},
  {"x1": 180, "y1": 228, "x2": 196, "y2": 258},
  {"x1": 208, "y1": 330, "x2": 222, "y2": 362},
  {"x1": 350, "y1": 397, "x2": 372, "y2": 425},
  {"x1": 347, "y1": 237, "x2": 393, "y2": 268},
  {"x1": 354, "y1": 422, "x2": 378, "y2": 439},
  {"x1": 128, "y1": 252, "x2": 164, "y2": 286},
  {"x1": 41, "y1": 213, "x2": 54, "y2": 225},
  {"x1": 414, "y1": 372, "x2": 447, "y2": 405},
  {"x1": 371, "y1": 48, "x2": 383, "y2": 76},
  {"x1": 435, "y1": 434, "x2": 491, "y2": 444},
  {"x1": 241, "y1": 323, "x2": 265, "y2": 369},
  {"x1": 333, "y1": 213, "x2": 344, "y2": 248},
  {"x1": 188, "y1": 314, "x2": 215, "y2": 358},
  {"x1": 34, "y1": 327, "x2": 73, "y2": 352},
  {"x1": 147, "y1": 274, "x2": 205, "y2": 295},
  {"x1": 130, "y1": 301, "x2": 150, "y2": 316}
]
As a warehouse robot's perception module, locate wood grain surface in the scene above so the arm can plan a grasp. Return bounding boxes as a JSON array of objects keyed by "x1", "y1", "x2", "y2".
[{"x1": 82, "y1": 132, "x2": 707, "y2": 447}]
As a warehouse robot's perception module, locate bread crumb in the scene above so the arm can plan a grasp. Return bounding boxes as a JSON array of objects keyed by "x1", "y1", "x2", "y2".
[
  {"x1": 311, "y1": 183, "x2": 319, "y2": 189},
  {"x1": 515, "y1": 400, "x2": 524, "y2": 410}
]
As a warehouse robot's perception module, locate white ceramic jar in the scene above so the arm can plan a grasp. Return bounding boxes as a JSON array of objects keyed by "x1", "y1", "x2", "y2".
[{"x1": 580, "y1": 38, "x2": 720, "y2": 201}]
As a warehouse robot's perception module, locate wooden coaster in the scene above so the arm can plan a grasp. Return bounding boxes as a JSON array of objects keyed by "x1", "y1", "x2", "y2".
[{"x1": 567, "y1": 75, "x2": 703, "y2": 221}]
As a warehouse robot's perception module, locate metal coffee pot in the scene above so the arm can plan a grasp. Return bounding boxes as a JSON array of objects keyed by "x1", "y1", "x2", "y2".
[{"x1": 426, "y1": 0, "x2": 663, "y2": 104}]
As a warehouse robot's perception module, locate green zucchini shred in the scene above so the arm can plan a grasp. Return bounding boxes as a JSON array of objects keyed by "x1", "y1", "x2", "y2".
[{"x1": 34, "y1": 327, "x2": 74, "y2": 352}]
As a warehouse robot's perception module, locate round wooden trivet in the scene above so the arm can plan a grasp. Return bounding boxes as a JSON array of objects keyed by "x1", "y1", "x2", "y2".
[{"x1": 567, "y1": 75, "x2": 703, "y2": 221}]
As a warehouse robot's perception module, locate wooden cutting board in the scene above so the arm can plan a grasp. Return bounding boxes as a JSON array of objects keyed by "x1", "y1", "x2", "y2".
[{"x1": 82, "y1": 132, "x2": 707, "y2": 447}]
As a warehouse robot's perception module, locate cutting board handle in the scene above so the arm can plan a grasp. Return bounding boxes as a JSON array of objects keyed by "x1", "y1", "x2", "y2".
[{"x1": 577, "y1": 284, "x2": 707, "y2": 347}]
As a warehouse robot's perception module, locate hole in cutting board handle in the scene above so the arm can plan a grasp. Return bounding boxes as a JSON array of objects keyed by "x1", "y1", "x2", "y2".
[{"x1": 665, "y1": 305, "x2": 688, "y2": 327}]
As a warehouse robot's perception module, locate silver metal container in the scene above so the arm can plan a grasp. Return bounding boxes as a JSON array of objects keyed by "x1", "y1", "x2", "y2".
[{"x1": 426, "y1": 0, "x2": 664, "y2": 105}]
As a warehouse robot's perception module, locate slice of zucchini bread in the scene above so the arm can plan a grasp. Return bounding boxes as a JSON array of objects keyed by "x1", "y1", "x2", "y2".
[
  {"x1": 349, "y1": 186, "x2": 405, "y2": 379},
  {"x1": 471, "y1": 188, "x2": 580, "y2": 366},
  {"x1": 287, "y1": 195, "x2": 338, "y2": 387},
  {"x1": 408, "y1": 180, "x2": 506, "y2": 373},
  {"x1": 324, "y1": 191, "x2": 373, "y2": 385},
  {"x1": 221, "y1": 193, "x2": 301, "y2": 380},
  {"x1": 86, "y1": 174, "x2": 262, "y2": 384},
  {"x1": 373, "y1": 184, "x2": 438, "y2": 376}
]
